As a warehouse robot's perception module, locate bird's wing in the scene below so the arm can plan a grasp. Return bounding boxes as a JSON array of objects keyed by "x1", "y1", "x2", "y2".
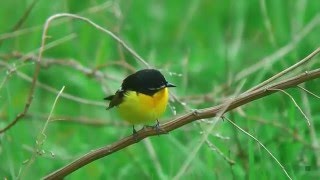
[{"x1": 104, "y1": 90, "x2": 124, "y2": 109}]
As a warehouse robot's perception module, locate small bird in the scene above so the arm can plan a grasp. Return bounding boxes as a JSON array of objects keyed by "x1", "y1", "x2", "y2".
[{"x1": 104, "y1": 69, "x2": 176, "y2": 134}]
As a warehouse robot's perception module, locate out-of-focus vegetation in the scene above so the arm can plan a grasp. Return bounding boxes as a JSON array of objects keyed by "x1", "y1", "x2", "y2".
[{"x1": 1, "y1": 0, "x2": 320, "y2": 179}]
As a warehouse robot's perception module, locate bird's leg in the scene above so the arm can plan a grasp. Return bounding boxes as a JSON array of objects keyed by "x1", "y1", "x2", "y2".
[
  {"x1": 131, "y1": 125, "x2": 140, "y2": 141},
  {"x1": 144, "y1": 120, "x2": 167, "y2": 134},
  {"x1": 132, "y1": 125, "x2": 137, "y2": 135},
  {"x1": 154, "y1": 119, "x2": 160, "y2": 129},
  {"x1": 145, "y1": 120, "x2": 159, "y2": 129},
  {"x1": 153, "y1": 119, "x2": 167, "y2": 134}
]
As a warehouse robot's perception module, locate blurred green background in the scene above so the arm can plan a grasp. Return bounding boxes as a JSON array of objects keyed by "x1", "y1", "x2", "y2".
[{"x1": 1, "y1": 0, "x2": 320, "y2": 179}]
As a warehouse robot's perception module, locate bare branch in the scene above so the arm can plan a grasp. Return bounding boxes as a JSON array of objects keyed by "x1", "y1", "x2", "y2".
[{"x1": 44, "y1": 68, "x2": 320, "y2": 179}]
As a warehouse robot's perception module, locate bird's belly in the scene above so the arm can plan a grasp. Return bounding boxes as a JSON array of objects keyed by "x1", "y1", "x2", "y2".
[{"x1": 117, "y1": 88, "x2": 169, "y2": 124}]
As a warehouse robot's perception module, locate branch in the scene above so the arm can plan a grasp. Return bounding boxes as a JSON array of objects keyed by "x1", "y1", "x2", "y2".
[
  {"x1": 1, "y1": 52, "x2": 125, "y2": 81},
  {"x1": 44, "y1": 68, "x2": 320, "y2": 179}
]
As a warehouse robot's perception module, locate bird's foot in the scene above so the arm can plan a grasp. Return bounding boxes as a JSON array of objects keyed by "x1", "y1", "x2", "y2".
[
  {"x1": 132, "y1": 126, "x2": 139, "y2": 141},
  {"x1": 145, "y1": 120, "x2": 167, "y2": 135}
]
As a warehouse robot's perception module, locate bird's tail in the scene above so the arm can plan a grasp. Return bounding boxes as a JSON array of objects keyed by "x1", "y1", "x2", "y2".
[
  {"x1": 104, "y1": 90, "x2": 123, "y2": 110},
  {"x1": 104, "y1": 95, "x2": 114, "y2": 101},
  {"x1": 104, "y1": 95, "x2": 114, "y2": 110}
]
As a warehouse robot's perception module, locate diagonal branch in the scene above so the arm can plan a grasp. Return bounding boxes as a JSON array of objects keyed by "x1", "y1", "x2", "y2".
[{"x1": 44, "y1": 68, "x2": 320, "y2": 179}]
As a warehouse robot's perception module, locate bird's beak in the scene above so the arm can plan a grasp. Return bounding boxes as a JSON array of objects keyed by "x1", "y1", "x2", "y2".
[{"x1": 166, "y1": 82, "x2": 176, "y2": 87}]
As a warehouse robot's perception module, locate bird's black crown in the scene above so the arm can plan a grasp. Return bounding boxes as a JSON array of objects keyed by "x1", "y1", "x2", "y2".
[{"x1": 122, "y1": 69, "x2": 173, "y2": 96}]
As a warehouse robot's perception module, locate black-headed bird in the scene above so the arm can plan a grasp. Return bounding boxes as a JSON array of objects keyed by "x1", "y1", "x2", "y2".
[{"x1": 104, "y1": 69, "x2": 176, "y2": 134}]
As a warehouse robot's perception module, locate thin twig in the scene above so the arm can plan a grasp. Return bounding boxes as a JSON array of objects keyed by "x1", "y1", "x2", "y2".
[
  {"x1": 0, "y1": 113, "x2": 124, "y2": 127},
  {"x1": 0, "y1": 0, "x2": 40, "y2": 46},
  {"x1": 297, "y1": 85, "x2": 320, "y2": 99},
  {"x1": 16, "y1": 71, "x2": 106, "y2": 107},
  {"x1": 224, "y1": 116, "x2": 292, "y2": 180},
  {"x1": 236, "y1": 14, "x2": 320, "y2": 81},
  {"x1": 259, "y1": 0, "x2": 277, "y2": 46},
  {"x1": 299, "y1": 84, "x2": 320, "y2": 167},
  {"x1": 10, "y1": 0, "x2": 40, "y2": 32},
  {"x1": 244, "y1": 116, "x2": 313, "y2": 148},
  {"x1": 246, "y1": 47, "x2": 320, "y2": 93},
  {"x1": 0, "y1": 1, "x2": 113, "y2": 41},
  {"x1": 173, "y1": 81, "x2": 246, "y2": 180},
  {"x1": 0, "y1": 34, "x2": 76, "y2": 133},
  {"x1": 18, "y1": 86, "x2": 65, "y2": 178},
  {"x1": 204, "y1": 139, "x2": 235, "y2": 165},
  {"x1": 42, "y1": 86, "x2": 65, "y2": 134},
  {"x1": 0, "y1": 35, "x2": 43, "y2": 134},
  {"x1": 268, "y1": 88, "x2": 311, "y2": 126},
  {"x1": 2, "y1": 51, "x2": 121, "y2": 81},
  {"x1": 43, "y1": 13, "x2": 150, "y2": 68}
]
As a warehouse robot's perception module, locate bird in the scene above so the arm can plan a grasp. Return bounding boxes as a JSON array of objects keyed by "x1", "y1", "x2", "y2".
[{"x1": 104, "y1": 69, "x2": 176, "y2": 134}]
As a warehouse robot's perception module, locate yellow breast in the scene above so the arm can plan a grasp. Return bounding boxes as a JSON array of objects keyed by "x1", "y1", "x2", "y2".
[{"x1": 117, "y1": 88, "x2": 169, "y2": 124}]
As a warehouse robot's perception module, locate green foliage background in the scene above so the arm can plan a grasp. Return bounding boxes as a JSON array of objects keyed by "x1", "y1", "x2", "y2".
[{"x1": 1, "y1": 0, "x2": 320, "y2": 179}]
